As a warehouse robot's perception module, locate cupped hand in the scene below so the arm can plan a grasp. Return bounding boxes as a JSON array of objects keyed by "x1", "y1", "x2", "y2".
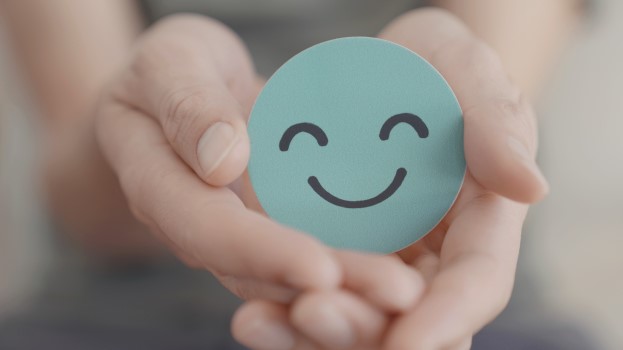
[
  {"x1": 96, "y1": 14, "x2": 345, "y2": 302},
  {"x1": 96, "y1": 14, "x2": 424, "y2": 342},
  {"x1": 232, "y1": 8, "x2": 549, "y2": 350}
]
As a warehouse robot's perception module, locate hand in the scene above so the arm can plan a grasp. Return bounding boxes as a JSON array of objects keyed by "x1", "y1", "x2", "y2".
[
  {"x1": 96, "y1": 14, "x2": 346, "y2": 302},
  {"x1": 96, "y1": 13, "x2": 424, "y2": 332},
  {"x1": 232, "y1": 8, "x2": 548, "y2": 350}
]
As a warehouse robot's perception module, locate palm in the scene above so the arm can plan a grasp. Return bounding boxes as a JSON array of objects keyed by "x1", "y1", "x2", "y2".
[
  {"x1": 228, "y1": 9, "x2": 548, "y2": 349},
  {"x1": 396, "y1": 171, "x2": 485, "y2": 275}
]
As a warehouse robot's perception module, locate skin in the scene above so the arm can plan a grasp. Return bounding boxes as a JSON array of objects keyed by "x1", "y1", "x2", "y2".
[
  {"x1": 0, "y1": 0, "x2": 582, "y2": 349},
  {"x1": 235, "y1": 11, "x2": 545, "y2": 349}
]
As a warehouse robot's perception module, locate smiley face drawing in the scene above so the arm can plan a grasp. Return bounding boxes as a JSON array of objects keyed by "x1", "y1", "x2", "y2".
[{"x1": 248, "y1": 37, "x2": 465, "y2": 253}]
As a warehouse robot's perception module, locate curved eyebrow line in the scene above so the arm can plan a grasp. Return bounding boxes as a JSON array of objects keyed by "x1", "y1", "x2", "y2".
[
  {"x1": 379, "y1": 113, "x2": 429, "y2": 140},
  {"x1": 279, "y1": 122, "x2": 328, "y2": 151}
]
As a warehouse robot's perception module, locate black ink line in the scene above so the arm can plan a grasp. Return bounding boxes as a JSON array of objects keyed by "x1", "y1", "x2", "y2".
[
  {"x1": 279, "y1": 123, "x2": 328, "y2": 151},
  {"x1": 379, "y1": 113, "x2": 429, "y2": 140},
  {"x1": 308, "y1": 168, "x2": 407, "y2": 209}
]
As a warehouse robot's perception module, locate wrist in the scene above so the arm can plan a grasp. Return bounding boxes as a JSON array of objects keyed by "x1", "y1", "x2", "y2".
[{"x1": 42, "y1": 119, "x2": 164, "y2": 261}]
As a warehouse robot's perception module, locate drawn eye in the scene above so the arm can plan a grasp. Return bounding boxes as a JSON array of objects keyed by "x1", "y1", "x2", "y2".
[
  {"x1": 379, "y1": 113, "x2": 429, "y2": 140},
  {"x1": 279, "y1": 123, "x2": 328, "y2": 151}
]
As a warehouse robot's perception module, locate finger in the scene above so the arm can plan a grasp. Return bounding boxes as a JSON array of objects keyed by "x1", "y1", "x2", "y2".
[
  {"x1": 218, "y1": 276, "x2": 298, "y2": 303},
  {"x1": 291, "y1": 290, "x2": 388, "y2": 349},
  {"x1": 115, "y1": 15, "x2": 257, "y2": 186},
  {"x1": 396, "y1": 225, "x2": 446, "y2": 283},
  {"x1": 379, "y1": 8, "x2": 548, "y2": 203},
  {"x1": 383, "y1": 190, "x2": 527, "y2": 349},
  {"x1": 232, "y1": 301, "x2": 297, "y2": 350},
  {"x1": 292, "y1": 339, "x2": 321, "y2": 350},
  {"x1": 407, "y1": 247, "x2": 441, "y2": 283},
  {"x1": 336, "y1": 251, "x2": 425, "y2": 312},
  {"x1": 444, "y1": 338, "x2": 472, "y2": 350},
  {"x1": 233, "y1": 301, "x2": 328, "y2": 350},
  {"x1": 233, "y1": 300, "x2": 381, "y2": 350},
  {"x1": 97, "y1": 102, "x2": 341, "y2": 293}
]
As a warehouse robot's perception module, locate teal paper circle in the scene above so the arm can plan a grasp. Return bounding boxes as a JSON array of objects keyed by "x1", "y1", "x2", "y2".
[{"x1": 248, "y1": 37, "x2": 465, "y2": 253}]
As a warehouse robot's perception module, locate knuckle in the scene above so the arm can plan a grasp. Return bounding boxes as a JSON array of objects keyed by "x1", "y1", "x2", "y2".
[
  {"x1": 491, "y1": 94, "x2": 538, "y2": 148},
  {"x1": 493, "y1": 96, "x2": 525, "y2": 117},
  {"x1": 126, "y1": 45, "x2": 160, "y2": 85},
  {"x1": 455, "y1": 41, "x2": 537, "y2": 141},
  {"x1": 127, "y1": 18, "x2": 222, "y2": 86},
  {"x1": 427, "y1": 40, "x2": 484, "y2": 83},
  {"x1": 161, "y1": 87, "x2": 208, "y2": 146},
  {"x1": 153, "y1": 13, "x2": 212, "y2": 29},
  {"x1": 150, "y1": 13, "x2": 227, "y2": 37},
  {"x1": 394, "y1": 7, "x2": 461, "y2": 30},
  {"x1": 447, "y1": 39, "x2": 504, "y2": 78},
  {"x1": 381, "y1": 8, "x2": 467, "y2": 50},
  {"x1": 133, "y1": 64, "x2": 245, "y2": 155},
  {"x1": 464, "y1": 94, "x2": 538, "y2": 152},
  {"x1": 146, "y1": 14, "x2": 243, "y2": 60},
  {"x1": 465, "y1": 40, "x2": 499, "y2": 61},
  {"x1": 160, "y1": 85, "x2": 237, "y2": 153}
]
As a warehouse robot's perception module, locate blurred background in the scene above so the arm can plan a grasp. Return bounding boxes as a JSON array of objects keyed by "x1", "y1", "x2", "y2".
[
  {"x1": 530, "y1": 0, "x2": 623, "y2": 346},
  {"x1": 1, "y1": 0, "x2": 622, "y2": 349}
]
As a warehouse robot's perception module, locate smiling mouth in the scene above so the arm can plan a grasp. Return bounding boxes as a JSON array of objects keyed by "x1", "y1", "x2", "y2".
[{"x1": 307, "y1": 168, "x2": 407, "y2": 209}]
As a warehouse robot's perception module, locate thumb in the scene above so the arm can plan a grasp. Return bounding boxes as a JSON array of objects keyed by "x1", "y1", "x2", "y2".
[
  {"x1": 379, "y1": 9, "x2": 549, "y2": 203},
  {"x1": 116, "y1": 15, "x2": 256, "y2": 186},
  {"x1": 463, "y1": 92, "x2": 549, "y2": 203}
]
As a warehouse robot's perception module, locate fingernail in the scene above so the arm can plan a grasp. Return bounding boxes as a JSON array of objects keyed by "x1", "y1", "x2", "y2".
[
  {"x1": 197, "y1": 122, "x2": 239, "y2": 177},
  {"x1": 306, "y1": 302, "x2": 355, "y2": 349},
  {"x1": 239, "y1": 317, "x2": 295, "y2": 350},
  {"x1": 508, "y1": 137, "x2": 550, "y2": 191}
]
